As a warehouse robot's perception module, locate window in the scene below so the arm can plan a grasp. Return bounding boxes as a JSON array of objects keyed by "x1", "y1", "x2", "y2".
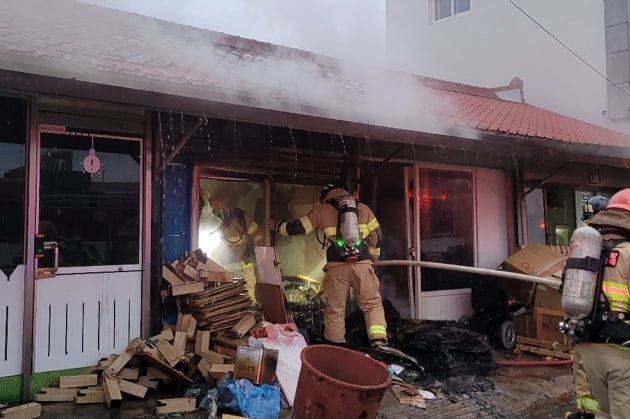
[
  {"x1": 434, "y1": 0, "x2": 470, "y2": 21},
  {"x1": 39, "y1": 133, "x2": 141, "y2": 267}
]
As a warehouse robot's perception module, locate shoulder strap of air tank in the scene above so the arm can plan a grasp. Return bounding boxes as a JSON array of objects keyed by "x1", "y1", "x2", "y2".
[{"x1": 325, "y1": 199, "x2": 339, "y2": 210}]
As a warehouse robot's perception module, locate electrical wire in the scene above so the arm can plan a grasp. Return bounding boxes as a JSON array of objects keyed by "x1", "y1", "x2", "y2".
[{"x1": 507, "y1": 0, "x2": 630, "y2": 100}]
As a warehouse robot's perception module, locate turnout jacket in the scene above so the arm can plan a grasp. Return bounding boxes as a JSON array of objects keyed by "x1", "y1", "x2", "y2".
[{"x1": 276, "y1": 188, "x2": 381, "y2": 265}]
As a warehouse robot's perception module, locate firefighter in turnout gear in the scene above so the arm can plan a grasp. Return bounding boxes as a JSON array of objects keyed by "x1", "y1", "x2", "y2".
[
  {"x1": 272, "y1": 184, "x2": 388, "y2": 347},
  {"x1": 565, "y1": 196, "x2": 609, "y2": 419},
  {"x1": 206, "y1": 184, "x2": 264, "y2": 300},
  {"x1": 574, "y1": 189, "x2": 630, "y2": 419}
]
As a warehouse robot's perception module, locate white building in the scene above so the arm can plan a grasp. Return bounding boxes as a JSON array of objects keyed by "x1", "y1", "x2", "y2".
[{"x1": 386, "y1": 0, "x2": 630, "y2": 133}]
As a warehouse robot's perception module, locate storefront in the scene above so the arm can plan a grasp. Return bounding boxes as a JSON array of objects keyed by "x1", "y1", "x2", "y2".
[{"x1": 2, "y1": 0, "x2": 630, "y2": 403}]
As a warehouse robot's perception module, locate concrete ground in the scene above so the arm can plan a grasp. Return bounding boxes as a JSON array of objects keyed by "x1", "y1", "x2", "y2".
[{"x1": 33, "y1": 352, "x2": 575, "y2": 419}]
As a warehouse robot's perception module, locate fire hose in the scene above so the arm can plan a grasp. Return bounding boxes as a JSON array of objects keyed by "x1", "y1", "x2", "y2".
[{"x1": 373, "y1": 259, "x2": 562, "y2": 288}]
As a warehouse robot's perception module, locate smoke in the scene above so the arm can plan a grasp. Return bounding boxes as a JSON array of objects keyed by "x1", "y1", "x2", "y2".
[
  {"x1": 80, "y1": 0, "x2": 387, "y2": 64},
  {"x1": 37, "y1": 1, "x2": 473, "y2": 140}
]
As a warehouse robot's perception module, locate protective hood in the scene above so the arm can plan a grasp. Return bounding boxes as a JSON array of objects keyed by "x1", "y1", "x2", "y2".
[{"x1": 587, "y1": 208, "x2": 630, "y2": 233}]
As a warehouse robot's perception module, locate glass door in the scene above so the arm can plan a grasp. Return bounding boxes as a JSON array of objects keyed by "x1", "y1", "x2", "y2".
[
  {"x1": 33, "y1": 129, "x2": 143, "y2": 372},
  {"x1": 405, "y1": 165, "x2": 475, "y2": 319}
]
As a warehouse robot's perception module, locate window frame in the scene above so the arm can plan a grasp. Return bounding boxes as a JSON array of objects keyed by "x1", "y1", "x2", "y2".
[{"x1": 433, "y1": 0, "x2": 470, "y2": 22}]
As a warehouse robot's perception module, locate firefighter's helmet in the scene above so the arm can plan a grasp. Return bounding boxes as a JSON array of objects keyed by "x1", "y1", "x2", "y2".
[
  {"x1": 607, "y1": 188, "x2": 630, "y2": 212},
  {"x1": 320, "y1": 182, "x2": 346, "y2": 203},
  {"x1": 583, "y1": 195, "x2": 609, "y2": 220}
]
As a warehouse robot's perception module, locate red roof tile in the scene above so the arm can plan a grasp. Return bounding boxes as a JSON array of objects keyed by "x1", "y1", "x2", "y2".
[{"x1": 1, "y1": 0, "x2": 629, "y2": 149}]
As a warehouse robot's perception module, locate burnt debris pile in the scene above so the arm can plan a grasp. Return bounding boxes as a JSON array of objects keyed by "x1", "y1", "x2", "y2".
[{"x1": 400, "y1": 322, "x2": 496, "y2": 380}]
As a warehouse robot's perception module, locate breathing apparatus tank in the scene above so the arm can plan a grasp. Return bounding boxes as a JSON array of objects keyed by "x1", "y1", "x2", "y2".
[
  {"x1": 335, "y1": 195, "x2": 361, "y2": 260},
  {"x1": 561, "y1": 225, "x2": 603, "y2": 320}
]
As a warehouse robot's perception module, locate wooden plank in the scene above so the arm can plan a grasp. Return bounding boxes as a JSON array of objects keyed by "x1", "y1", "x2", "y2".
[
  {"x1": 197, "y1": 358, "x2": 210, "y2": 381},
  {"x1": 102, "y1": 376, "x2": 123, "y2": 409},
  {"x1": 137, "y1": 376, "x2": 159, "y2": 389},
  {"x1": 151, "y1": 328, "x2": 174, "y2": 342},
  {"x1": 118, "y1": 379, "x2": 148, "y2": 399},
  {"x1": 136, "y1": 354, "x2": 192, "y2": 384},
  {"x1": 0, "y1": 402, "x2": 42, "y2": 419},
  {"x1": 155, "y1": 397, "x2": 196, "y2": 414},
  {"x1": 183, "y1": 264, "x2": 200, "y2": 282},
  {"x1": 98, "y1": 355, "x2": 117, "y2": 367},
  {"x1": 256, "y1": 283, "x2": 291, "y2": 324},
  {"x1": 59, "y1": 374, "x2": 98, "y2": 389},
  {"x1": 34, "y1": 388, "x2": 78, "y2": 402},
  {"x1": 119, "y1": 368, "x2": 140, "y2": 381},
  {"x1": 195, "y1": 331, "x2": 211, "y2": 354},
  {"x1": 231, "y1": 313, "x2": 257, "y2": 338},
  {"x1": 162, "y1": 265, "x2": 184, "y2": 286},
  {"x1": 175, "y1": 313, "x2": 184, "y2": 331},
  {"x1": 173, "y1": 331, "x2": 187, "y2": 357},
  {"x1": 75, "y1": 389, "x2": 106, "y2": 404},
  {"x1": 516, "y1": 336, "x2": 572, "y2": 352},
  {"x1": 518, "y1": 343, "x2": 572, "y2": 360},
  {"x1": 185, "y1": 316, "x2": 197, "y2": 339},
  {"x1": 156, "y1": 340, "x2": 181, "y2": 367},
  {"x1": 222, "y1": 415, "x2": 248, "y2": 419},
  {"x1": 176, "y1": 314, "x2": 194, "y2": 333},
  {"x1": 145, "y1": 367, "x2": 173, "y2": 383},
  {"x1": 104, "y1": 352, "x2": 134, "y2": 376},
  {"x1": 199, "y1": 349, "x2": 230, "y2": 365},
  {"x1": 171, "y1": 281, "x2": 204, "y2": 296}
]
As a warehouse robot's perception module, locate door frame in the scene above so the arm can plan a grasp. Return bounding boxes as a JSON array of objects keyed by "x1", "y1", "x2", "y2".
[
  {"x1": 404, "y1": 162, "x2": 478, "y2": 319},
  {"x1": 21, "y1": 99, "x2": 151, "y2": 399}
]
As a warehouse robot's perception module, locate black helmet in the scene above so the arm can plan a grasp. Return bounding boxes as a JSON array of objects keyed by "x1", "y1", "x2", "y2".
[{"x1": 583, "y1": 195, "x2": 609, "y2": 220}]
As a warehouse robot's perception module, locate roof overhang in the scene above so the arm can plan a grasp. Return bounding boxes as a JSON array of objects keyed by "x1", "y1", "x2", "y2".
[{"x1": 2, "y1": 68, "x2": 629, "y2": 168}]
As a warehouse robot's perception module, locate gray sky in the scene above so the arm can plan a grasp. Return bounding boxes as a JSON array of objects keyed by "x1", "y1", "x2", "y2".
[{"x1": 81, "y1": 0, "x2": 386, "y2": 61}]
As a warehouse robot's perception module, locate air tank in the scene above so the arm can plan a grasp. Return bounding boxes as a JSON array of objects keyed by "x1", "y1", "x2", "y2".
[{"x1": 561, "y1": 226, "x2": 602, "y2": 320}]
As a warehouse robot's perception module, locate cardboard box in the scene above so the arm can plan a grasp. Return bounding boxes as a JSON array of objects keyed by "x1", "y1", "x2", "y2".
[
  {"x1": 501, "y1": 244, "x2": 567, "y2": 303},
  {"x1": 502, "y1": 243, "x2": 567, "y2": 278},
  {"x1": 233, "y1": 346, "x2": 278, "y2": 385}
]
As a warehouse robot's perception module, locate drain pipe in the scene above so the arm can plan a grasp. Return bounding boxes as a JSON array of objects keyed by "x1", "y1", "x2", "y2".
[{"x1": 373, "y1": 260, "x2": 562, "y2": 288}]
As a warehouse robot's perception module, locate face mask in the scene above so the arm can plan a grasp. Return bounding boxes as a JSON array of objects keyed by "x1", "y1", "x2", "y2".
[{"x1": 214, "y1": 208, "x2": 234, "y2": 226}]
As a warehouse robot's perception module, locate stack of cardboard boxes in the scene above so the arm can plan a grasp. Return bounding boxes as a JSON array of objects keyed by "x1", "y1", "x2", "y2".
[{"x1": 501, "y1": 243, "x2": 568, "y2": 344}]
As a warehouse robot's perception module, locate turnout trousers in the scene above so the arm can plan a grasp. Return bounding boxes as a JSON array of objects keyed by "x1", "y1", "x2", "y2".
[
  {"x1": 322, "y1": 261, "x2": 387, "y2": 344},
  {"x1": 580, "y1": 342, "x2": 630, "y2": 419}
]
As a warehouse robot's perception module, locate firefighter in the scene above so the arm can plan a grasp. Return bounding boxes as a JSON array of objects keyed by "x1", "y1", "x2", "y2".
[
  {"x1": 206, "y1": 184, "x2": 263, "y2": 300},
  {"x1": 577, "y1": 189, "x2": 630, "y2": 419},
  {"x1": 271, "y1": 184, "x2": 388, "y2": 347},
  {"x1": 566, "y1": 195, "x2": 609, "y2": 419}
]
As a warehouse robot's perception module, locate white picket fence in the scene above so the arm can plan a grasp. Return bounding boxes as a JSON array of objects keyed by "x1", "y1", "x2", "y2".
[
  {"x1": 33, "y1": 271, "x2": 141, "y2": 373},
  {"x1": 0, "y1": 266, "x2": 25, "y2": 377}
]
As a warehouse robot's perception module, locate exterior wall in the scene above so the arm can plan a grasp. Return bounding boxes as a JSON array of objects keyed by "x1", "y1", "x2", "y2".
[
  {"x1": 475, "y1": 168, "x2": 508, "y2": 269},
  {"x1": 386, "y1": 0, "x2": 630, "y2": 133},
  {"x1": 605, "y1": 0, "x2": 630, "y2": 120}
]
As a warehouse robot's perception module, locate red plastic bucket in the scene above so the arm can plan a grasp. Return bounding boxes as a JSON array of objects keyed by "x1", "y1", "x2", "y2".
[{"x1": 292, "y1": 344, "x2": 391, "y2": 419}]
